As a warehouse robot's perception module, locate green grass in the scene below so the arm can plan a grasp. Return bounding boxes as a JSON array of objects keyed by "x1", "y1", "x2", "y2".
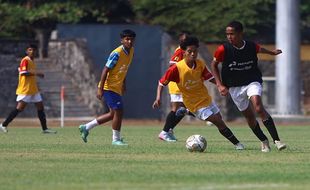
[{"x1": 0, "y1": 124, "x2": 309, "y2": 190}]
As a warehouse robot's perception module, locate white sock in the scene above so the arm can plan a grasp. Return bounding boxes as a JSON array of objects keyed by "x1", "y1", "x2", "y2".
[
  {"x1": 85, "y1": 119, "x2": 99, "y2": 131},
  {"x1": 112, "y1": 129, "x2": 121, "y2": 141}
]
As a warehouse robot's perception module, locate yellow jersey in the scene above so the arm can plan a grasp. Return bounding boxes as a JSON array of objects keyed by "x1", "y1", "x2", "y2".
[
  {"x1": 168, "y1": 47, "x2": 184, "y2": 95},
  {"x1": 102, "y1": 45, "x2": 134, "y2": 95},
  {"x1": 16, "y1": 56, "x2": 39, "y2": 95},
  {"x1": 160, "y1": 59, "x2": 214, "y2": 113}
]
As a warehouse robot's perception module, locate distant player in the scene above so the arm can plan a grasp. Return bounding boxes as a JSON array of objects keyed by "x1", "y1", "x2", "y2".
[
  {"x1": 211, "y1": 21, "x2": 286, "y2": 152},
  {"x1": 0, "y1": 44, "x2": 57, "y2": 134},
  {"x1": 153, "y1": 36, "x2": 245, "y2": 150},
  {"x1": 78, "y1": 29, "x2": 136, "y2": 145},
  {"x1": 158, "y1": 32, "x2": 190, "y2": 142}
]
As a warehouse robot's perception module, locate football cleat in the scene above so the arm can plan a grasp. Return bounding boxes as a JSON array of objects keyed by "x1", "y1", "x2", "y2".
[
  {"x1": 235, "y1": 142, "x2": 245, "y2": 150},
  {"x1": 158, "y1": 131, "x2": 177, "y2": 142},
  {"x1": 79, "y1": 125, "x2": 89, "y2": 143},
  {"x1": 0, "y1": 123, "x2": 8, "y2": 133},
  {"x1": 261, "y1": 139, "x2": 271, "y2": 152},
  {"x1": 42, "y1": 128, "x2": 57, "y2": 134},
  {"x1": 112, "y1": 139, "x2": 128, "y2": 146},
  {"x1": 275, "y1": 140, "x2": 287, "y2": 151},
  {"x1": 168, "y1": 129, "x2": 177, "y2": 141}
]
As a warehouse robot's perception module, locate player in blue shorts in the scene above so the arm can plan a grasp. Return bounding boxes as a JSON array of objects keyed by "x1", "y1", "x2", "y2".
[{"x1": 78, "y1": 29, "x2": 136, "y2": 145}]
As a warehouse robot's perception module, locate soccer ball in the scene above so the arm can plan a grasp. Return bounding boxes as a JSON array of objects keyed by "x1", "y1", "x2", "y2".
[{"x1": 185, "y1": 134, "x2": 207, "y2": 152}]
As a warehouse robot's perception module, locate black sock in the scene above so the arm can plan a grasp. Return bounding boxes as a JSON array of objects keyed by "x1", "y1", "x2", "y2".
[
  {"x1": 163, "y1": 111, "x2": 184, "y2": 132},
  {"x1": 38, "y1": 110, "x2": 48, "y2": 130},
  {"x1": 263, "y1": 116, "x2": 280, "y2": 142},
  {"x1": 3, "y1": 109, "x2": 20, "y2": 127},
  {"x1": 219, "y1": 127, "x2": 239, "y2": 145},
  {"x1": 250, "y1": 121, "x2": 268, "y2": 141}
]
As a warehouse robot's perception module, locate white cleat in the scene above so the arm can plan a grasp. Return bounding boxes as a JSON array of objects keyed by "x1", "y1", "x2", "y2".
[
  {"x1": 235, "y1": 142, "x2": 245, "y2": 150},
  {"x1": 42, "y1": 128, "x2": 57, "y2": 134},
  {"x1": 0, "y1": 123, "x2": 8, "y2": 133},
  {"x1": 261, "y1": 139, "x2": 271, "y2": 152},
  {"x1": 158, "y1": 131, "x2": 176, "y2": 142},
  {"x1": 275, "y1": 140, "x2": 287, "y2": 151}
]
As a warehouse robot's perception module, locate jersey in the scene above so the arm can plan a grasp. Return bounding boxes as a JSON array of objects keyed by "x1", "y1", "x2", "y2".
[
  {"x1": 102, "y1": 45, "x2": 134, "y2": 95},
  {"x1": 16, "y1": 56, "x2": 39, "y2": 95},
  {"x1": 213, "y1": 40, "x2": 262, "y2": 87},
  {"x1": 159, "y1": 59, "x2": 214, "y2": 113},
  {"x1": 168, "y1": 46, "x2": 184, "y2": 95}
]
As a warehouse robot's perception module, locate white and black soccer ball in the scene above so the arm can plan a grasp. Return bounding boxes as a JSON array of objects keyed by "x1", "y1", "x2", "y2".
[{"x1": 186, "y1": 134, "x2": 207, "y2": 152}]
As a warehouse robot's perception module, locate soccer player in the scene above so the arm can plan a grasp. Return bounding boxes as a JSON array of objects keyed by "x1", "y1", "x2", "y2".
[
  {"x1": 158, "y1": 32, "x2": 190, "y2": 142},
  {"x1": 153, "y1": 36, "x2": 245, "y2": 150},
  {"x1": 211, "y1": 21, "x2": 286, "y2": 152},
  {"x1": 0, "y1": 44, "x2": 56, "y2": 134},
  {"x1": 78, "y1": 29, "x2": 136, "y2": 146}
]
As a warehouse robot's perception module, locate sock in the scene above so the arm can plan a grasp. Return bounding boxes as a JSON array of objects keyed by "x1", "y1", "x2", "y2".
[
  {"x1": 112, "y1": 129, "x2": 121, "y2": 141},
  {"x1": 263, "y1": 116, "x2": 280, "y2": 142},
  {"x1": 163, "y1": 111, "x2": 184, "y2": 132},
  {"x1": 3, "y1": 109, "x2": 21, "y2": 127},
  {"x1": 37, "y1": 110, "x2": 48, "y2": 130},
  {"x1": 218, "y1": 127, "x2": 239, "y2": 145},
  {"x1": 250, "y1": 121, "x2": 268, "y2": 142},
  {"x1": 85, "y1": 119, "x2": 99, "y2": 131}
]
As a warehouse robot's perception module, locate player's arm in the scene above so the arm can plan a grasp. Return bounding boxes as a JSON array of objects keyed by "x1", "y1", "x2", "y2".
[
  {"x1": 19, "y1": 59, "x2": 44, "y2": 78},
  {"x1": 152, "y1": 65, "x2": 179, "y2": 109},
  {"x1": 210, "y1": 45, "x2": 229, "y2": 96},
  {"x1": 257, "y1": 44, "x2": 282, "y2": 55},
  {"x1": 202, "y1": 66, "x2": 215, "y2": 84},
  {"x1": 97, "y1": 52, "x2": 119, "y2": 100}
]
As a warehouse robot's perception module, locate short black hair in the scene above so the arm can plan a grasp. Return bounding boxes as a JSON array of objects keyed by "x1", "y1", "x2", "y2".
[
  {"x1": 180, "y1": 36, "x2": 199, "y2": 50},
  {"x1": 27, "y1": 44, "x2": 37, "y2": 49},
  {"x1": 227, "y1": 21, "x2": 243, "y2": 32},
  {"x1": 120, "y1": 29, "x2": 136, "y2": 38},
  {"x1": 178, "y1": 31, "x2": 191, "y2": 38}
]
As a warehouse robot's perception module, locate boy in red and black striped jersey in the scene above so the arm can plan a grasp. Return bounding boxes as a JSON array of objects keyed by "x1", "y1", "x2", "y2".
[
  {"x1": 0, "y1": 44, "x2": 56, "y2": 134},
  {"x1": 211, "y1": 21, "x2": 286, "y2": 152},
  {"x1": 153, "y1": 36, "x2": 244, "y2": 150}
]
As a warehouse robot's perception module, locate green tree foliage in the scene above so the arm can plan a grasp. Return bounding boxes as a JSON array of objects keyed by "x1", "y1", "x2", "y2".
[
  {"x1": 133, "y1": 0, "x2": 276, "y2": 42},
  {"x1": 0, "y1": 0, "x2": 134, "y2": 38}
]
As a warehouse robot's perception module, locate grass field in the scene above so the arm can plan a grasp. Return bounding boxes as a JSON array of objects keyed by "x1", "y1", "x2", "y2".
[{"x1": 0, "y1": 123, "x2": 309, "y2": 190}]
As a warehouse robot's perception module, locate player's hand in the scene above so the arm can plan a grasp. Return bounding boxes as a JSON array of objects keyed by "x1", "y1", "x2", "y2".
[
  {"x1": 97, "y1": 88, "x2": 103, "y2": 100},
  {"x1": 152, "y1": 99, "x2": 161, "y2": 109},
  {"x1": 217, "y1": 85, "x2": 229, "y2": 96},
  {"x1": 272, "y1": 49, "x2": 282, "y2": 55}
]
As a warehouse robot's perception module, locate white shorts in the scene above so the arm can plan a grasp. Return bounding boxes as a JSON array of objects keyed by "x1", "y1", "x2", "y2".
[
  {"x1": 16, "y1": 93, "x2": 43, "y2": 103},
  {"x1": 229, "y1": 82, "x2": 262, "y2": 111},
  {"x1": 170, "y1": 94, "x2": 183, "y2": 102},
  {"x1": 194, "y1": 102, "x2": 220, "y2": 121}
]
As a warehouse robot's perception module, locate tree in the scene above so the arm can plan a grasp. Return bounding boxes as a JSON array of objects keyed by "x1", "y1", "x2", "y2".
[{"x1": 0, "y1": 0, "x2": 134, "y2": 57}]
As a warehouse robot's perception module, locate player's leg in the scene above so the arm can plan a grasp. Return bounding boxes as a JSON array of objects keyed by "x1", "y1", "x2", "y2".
[
  {"x1": 0, "y1": 101, "x2": 27, "y2": 133},
  {"x1": 35, "y1": 101, "x2": 56, "y2": 134},
  {"x1": 207, "y1": 113, "x2": 244, "y2": 150},
  {"x1": 159, "y1": 95, "x2": 184, "y2": 142},
  {"x1": 111, "y1": 108, "x2": 127, "y2": 145},
  {"x1": 250, "y1": 95, "x2": 286, "y2": 150},
  {"x1": 241, "y1": 104, "x2": 270, "y2": 152},
  {"x1": 195, "y1": 103, "x2": 244, "y2": 150}
]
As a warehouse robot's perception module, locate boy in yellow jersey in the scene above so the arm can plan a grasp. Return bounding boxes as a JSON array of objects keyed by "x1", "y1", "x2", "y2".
[
  {"x1": 153, "y1": 36, "x2": 244, "y2": 150},
  {"x1": 0, "y1": 44, "x2": 56, "y2": 134},
  {"x1": 158, "y1": 32, "x2": 191, "y2": 142},
  {"x1": 79, "y1": 29, "x2": 136, "y2": 145}
]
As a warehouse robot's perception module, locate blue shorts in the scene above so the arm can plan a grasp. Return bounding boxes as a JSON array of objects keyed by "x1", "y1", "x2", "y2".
[{"x1": 103, "y1": 90, "x2": 123, "y2": 110}]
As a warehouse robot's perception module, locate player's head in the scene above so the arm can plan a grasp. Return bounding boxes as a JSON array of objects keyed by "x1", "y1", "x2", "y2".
[
  {"x1": 180, "y1": 36, "x2": 199, "y2": 63},
  {"x1": 120, "y1": 29, "x2": 136, "y2": 50},
  {"x1": 226, "y1": 21, "x2": 244, "y2": 45},
  {"x1": 26, "y1": 44, "x2": 37, "y2": 58},
  {"x1": 178, "y1": 31, "x2": 191, "y2": 44}
]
